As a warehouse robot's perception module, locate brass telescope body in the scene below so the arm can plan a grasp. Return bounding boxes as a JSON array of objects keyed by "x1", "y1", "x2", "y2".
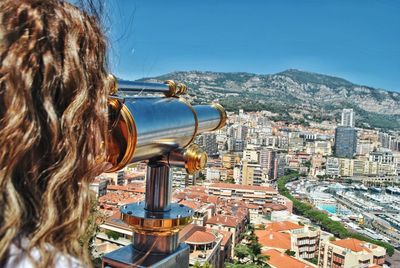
[
  {"x1": 102, "y1": 77, "x2": 227, "y2": 268},
  {"x1": 106, "y1": 79, "x2": 226, "y2": 173}
]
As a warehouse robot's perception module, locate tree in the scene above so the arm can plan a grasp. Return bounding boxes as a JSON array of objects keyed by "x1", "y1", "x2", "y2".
[
  {"x1": 193, "y1": 261, "x2": 213, "y2": 268},
  {"x1": 284, "y1": 249, "x2": 296, "y2": 257},
  {"x1": 309, "y1": 257, "x2": 318, "y2": 265},
  {"x1": 233, "y1": 223, "x2": 271, "y2": 267},
  {"x1": 105, "y1": 230, "x2": 121, "y2": 240},
  {"x1": 79, "y1": 193, "x2": 106, "y2": 265},
  {"x1": 303, "y1": 160, "x2": 312, "y2": 168},
  {"x1": 234, "y1": 244, "x2": 251, "y2": 263}
]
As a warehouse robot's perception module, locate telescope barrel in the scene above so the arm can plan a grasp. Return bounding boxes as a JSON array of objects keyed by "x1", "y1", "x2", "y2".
[
  {"x1": 118, "y1": 79, "x2": 170, "y2": 94},
  {"x1": 113, "y1": 78, "x2": 188, "y2": 97},
  {"x1": 194, "y1": 104, "x2": 227, "y2": 132},
  {"x1": 107, "y1": 96, "x2": 226, "y2": 172}
]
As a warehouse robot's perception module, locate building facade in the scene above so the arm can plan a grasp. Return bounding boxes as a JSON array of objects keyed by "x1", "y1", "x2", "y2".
[
  {"x1": 334, "y1": 127, "x2": 357, "y2": 158},
  {"x1": 341, "y1": 109, "x2": 355, "y2": 127},
  {"x1": 318, "y1": 238, "x2": 386, "y2": 268}
]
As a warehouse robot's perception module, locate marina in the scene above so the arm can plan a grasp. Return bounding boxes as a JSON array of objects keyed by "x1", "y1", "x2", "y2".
[{"x1": 286, "y1": 178, "x2": 400, "y2": 248}]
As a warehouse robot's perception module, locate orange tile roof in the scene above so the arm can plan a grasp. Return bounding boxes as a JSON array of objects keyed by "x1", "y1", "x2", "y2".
[
  {"x1": 109, "y1": 211, "x2": 121, "y2": 220},
  {"x1": 98, "y1": 191, "x2": 144, "y2": 208},
  {"x1": 331, "y1": 238, "x2": 376, "y2": 253},
  {"x1": 244, "y1": 203, "x2": 259, "y2": 209},
  {"x1": 209, "y1": 183, "x2": 277, "y2": 193},
  {"x1": 214, "y1": 229, "x2": 232, "y2": 247},
  {"x1": 186, "y1": 186, "x2": 207, "y2": 192},
  {"x1": 207, "y1": 196, "x2": 219, "y2": 204},
  {"x1": 263, "y1": 249, "x2": 312, "y2": 268},
  {"x1": 263, "y1": 203, "x2": 288, "y2": 211},
  {"x1": 107, "y1": 183, "x2": 145, "y2": 193},
  {"x1": 255, "y1": 230, "x2": 291, "y2": 250},
  {"x1": 179, "y1": 224, "x2": 200, "y2": 242},
  {"x1": 119, "y1": 195, "x2": 143, "y2": 205},
  {"x1": 265, "y1": 221, "x2": 303, "y2": 232},
  {"x1": 179, "y1": 200, "x2": 202, "y2": 211},
  {"x1": 206, "y1": 215, "x2": 240, "y2": 228},
  {"x1": 186, "y1": 231, "x2": 216, "y2": 245}
]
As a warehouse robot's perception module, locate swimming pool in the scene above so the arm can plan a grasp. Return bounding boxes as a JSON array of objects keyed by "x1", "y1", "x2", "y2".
[{"x1": 318, "y1": 204, "x2": 337, "y2": 214}]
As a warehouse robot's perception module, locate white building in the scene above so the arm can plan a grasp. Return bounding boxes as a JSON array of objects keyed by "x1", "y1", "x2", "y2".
[{"x1": 341, "y1": 108, "x2": 355, "y2": 127}]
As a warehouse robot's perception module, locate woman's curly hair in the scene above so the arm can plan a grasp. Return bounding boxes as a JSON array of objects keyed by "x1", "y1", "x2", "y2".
[{"x1": 0, "y1": 0, "x2": 110, "y2": 266}]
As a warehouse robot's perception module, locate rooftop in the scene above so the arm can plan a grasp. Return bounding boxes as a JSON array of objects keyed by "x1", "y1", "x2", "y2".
[
  {"x1": 209, "y1": 183, "x2": 277, "y2": 192},
  {"x1": 265, "y1": 221, "x2": 303, "y2": 232},
  {"x1": 263, "y1": 249, "x2": 315, "y2": 268},
  {"x1": 186, "y1": 231, "x2": 216, "y2": 245},
  {"x1": 331, "y1": 238, "x2": 377, "y2": 253},
  {"x1": 206, "y1": 215, "x2": 241, "y2": 228},
  {"x1": 263, "y1": 203, "x2": 288, "y2": 211},
  {"x1": 255, "y1": 230, "x2": 291, "y2": 250},
  {"x1": 179, "y1": 200, "x2": 202, "y2": 211}
]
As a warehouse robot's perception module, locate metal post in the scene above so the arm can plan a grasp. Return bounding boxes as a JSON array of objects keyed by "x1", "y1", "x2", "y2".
[
  {"x1": 144, "y1": 162, "x2": 171, "y2": 212},
  {"x1": 132, "y1": 160, "x2": 179, "y2": 254},
  {"x1": 102, "y1": 159, "x2": 193, "y2": 268}
]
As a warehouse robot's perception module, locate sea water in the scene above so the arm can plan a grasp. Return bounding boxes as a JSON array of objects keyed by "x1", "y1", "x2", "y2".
[{"x1": 318, "y1": 204, "x2": 337, "y2": 214}]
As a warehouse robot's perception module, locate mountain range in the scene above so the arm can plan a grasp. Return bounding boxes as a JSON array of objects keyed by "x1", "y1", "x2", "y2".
[{"x1": 136, "y1": 69, "x2": 400, "y2": 130}]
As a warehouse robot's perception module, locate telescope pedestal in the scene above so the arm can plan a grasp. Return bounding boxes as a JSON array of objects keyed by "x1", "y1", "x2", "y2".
[
  {"x1": 102, "y1": 161, "x2": 193, "y2": 268},
  {"x1": 102, "y1": 243, "x2": 190, "y2": 268}
]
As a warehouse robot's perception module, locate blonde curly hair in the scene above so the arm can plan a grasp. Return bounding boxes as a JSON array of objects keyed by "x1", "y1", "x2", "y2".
[{"x1": 0, "y1": 0, "x2": 109, "y2": 266}]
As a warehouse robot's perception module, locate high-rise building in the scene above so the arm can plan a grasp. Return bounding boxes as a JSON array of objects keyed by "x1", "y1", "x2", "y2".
[
  {"x1": 241, "y1": 160, "x2": 263, "y2": 186},
  {"x1": 260, "y1": 149, "x2": 285, "y2": 181},
  {"x1": 341, "y1": 108, "x2": 355, "y2": 127},
  {"x1": 334, "y1": 126, "x2": 357, "y2": 158},
  {"x1": 228, "y1": 139, "x2": 245, "y2": 152},
  {"x1": 197, "y1": 133, "x2": 219, "y2": 156},
  {"x1": 235, "y1": 125, "x2": 248, "y2": 140}
]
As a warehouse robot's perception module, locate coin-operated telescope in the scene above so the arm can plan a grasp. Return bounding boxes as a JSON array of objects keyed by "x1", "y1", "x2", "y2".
[{"x1": 102, "y1": 77, "x2": 227, "y2": 268}]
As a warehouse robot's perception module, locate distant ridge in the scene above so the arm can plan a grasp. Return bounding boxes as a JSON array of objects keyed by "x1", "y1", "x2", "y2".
[
  {"x1": 276, "y1": 69, "x2": 355, "y2": 89},
  {"x1": 137, "y1": 69, "x2": 400, "y2": 130}
]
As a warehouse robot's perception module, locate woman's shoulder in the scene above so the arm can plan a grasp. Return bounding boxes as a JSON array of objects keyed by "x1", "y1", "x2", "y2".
[{"x1": 5, "y1": 238, "x2": 85, "y2": 268}]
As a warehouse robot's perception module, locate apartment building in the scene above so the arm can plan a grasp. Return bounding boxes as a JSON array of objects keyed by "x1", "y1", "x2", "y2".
[
  {"x1": 207, "y1": 183, "x2": 278, "y2": 205},
  {"x1": 206, "y1": 214, "x2": 247, "y2": 256},
  {"x1": 318, "y1": 238, "x2": 386, "y2": 268},
  {"x1": 256, "y1": 221, "x2": 321, "y2": 260}
]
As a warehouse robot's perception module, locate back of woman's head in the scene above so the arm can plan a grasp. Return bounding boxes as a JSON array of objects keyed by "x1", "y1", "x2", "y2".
[{"x1": 0, "y1": 0, "x2": 109, "y2": 266}]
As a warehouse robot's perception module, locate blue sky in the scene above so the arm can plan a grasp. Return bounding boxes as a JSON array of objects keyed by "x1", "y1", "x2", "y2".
[{"x1": 103, "y1": 0, "x2": 400, "y2": 91}]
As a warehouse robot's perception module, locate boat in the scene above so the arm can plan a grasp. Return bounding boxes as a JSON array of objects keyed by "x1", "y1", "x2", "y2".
[
  {"x1": 370, "y1": 187, "x2": 382, "y2": 193},
  {"x1": 360, "y1": 185, "x2": 368, "y2": 191},
  {"x1": 386, "y1": 186, "x2": 400, "y2": 195}
]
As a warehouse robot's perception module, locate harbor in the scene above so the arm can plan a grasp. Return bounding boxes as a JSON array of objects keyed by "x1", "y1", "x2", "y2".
[{"x1": 286, "y1": 178, "x2": 400, "y2": 248}]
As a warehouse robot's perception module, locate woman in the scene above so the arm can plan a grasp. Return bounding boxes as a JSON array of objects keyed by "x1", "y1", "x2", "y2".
[{"x1": 0, "y1": 0, "x2": 110, "y2": 267}]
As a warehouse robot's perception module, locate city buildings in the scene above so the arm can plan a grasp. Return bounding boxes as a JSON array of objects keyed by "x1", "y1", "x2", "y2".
[
  {"x1": 94, "y1": 107, "x2": 396, "y2": 267},
  {"x1": 334, "y1": 126, "x2": 357, "y2": 158}
]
